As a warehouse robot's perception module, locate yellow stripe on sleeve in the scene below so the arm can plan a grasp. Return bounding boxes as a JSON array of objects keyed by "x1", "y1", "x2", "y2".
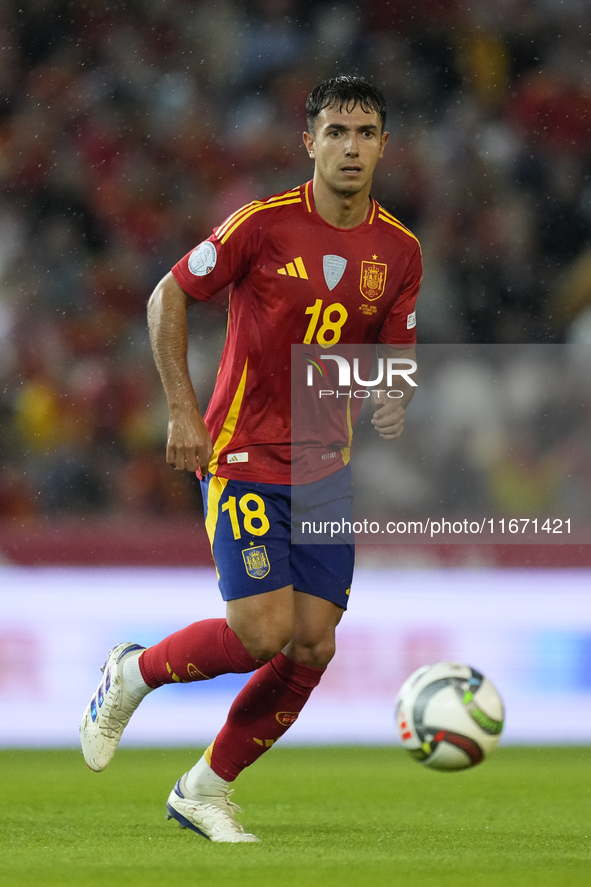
[
  {"x1": 215, "y1": 190, "x2": 300, "y2": 241},
  {"x1": 378, "y1": 211, "x2": 421, "y2": 246},
  {"x1": 220, "y1": 197, "x2": 302, "y2": 244},
  {"x1": 214, "y1": 201, "x2": 259, "y2": 240}
]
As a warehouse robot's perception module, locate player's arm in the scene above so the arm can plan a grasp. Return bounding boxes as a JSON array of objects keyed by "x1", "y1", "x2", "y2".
[
  {"x1": 147, "y1": 271, "x2": 213, "y2": 474},
  {"x1": 371, "y1": 345, "x2": 417, "y2": 440},
  {"x1": 373, "y1": 238, "x2": 421, "y2": 440}
]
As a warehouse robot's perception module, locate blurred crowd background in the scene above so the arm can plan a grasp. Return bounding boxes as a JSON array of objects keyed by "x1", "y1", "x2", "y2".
[
  {"x1": 352, "y1": 345, "x2": 591, "y2": 528},
  {"x1": 1, "y1": 0, "x2": 591, "y2": 527}
]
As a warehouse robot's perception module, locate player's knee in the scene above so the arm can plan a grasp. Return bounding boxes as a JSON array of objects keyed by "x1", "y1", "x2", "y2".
[
  {"x1": 309, "y1": 639, "x2": 336, "y2": 669},
  {"x1": 249, "y1": 644, "x2": 282, "y2": 662},
  {"x1": 239, "y1": 625, "x2": 294, "y2": 662},
  {"x1": 287, "y1": 637, "x2": 336, "y2": 669},
  {"x1": 244, "y1": 639, "x2": 290, "y2": 662}
]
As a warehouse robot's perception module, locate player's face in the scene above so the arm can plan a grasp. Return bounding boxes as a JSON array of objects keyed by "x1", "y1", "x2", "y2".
[{"x1": 304, "y1": 103, "x2": 388, "y2": 197}]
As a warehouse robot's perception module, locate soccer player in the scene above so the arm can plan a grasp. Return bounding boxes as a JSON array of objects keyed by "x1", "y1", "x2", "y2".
[{"x1": 80, "y1": 75, "x2": 422, "y2": 843}]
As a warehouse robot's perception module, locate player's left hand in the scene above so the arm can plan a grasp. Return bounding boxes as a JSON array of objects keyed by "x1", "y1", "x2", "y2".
[{"x1": 371, "y1": 390, "x2": 405, "y2": 440}]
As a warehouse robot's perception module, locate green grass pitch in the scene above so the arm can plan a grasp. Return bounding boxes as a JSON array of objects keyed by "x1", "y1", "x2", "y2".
[{"x1": 2, "y1": 746, "x2": 590, "y2": 887}]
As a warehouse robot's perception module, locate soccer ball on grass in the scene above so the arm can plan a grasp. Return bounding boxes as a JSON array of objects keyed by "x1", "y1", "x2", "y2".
[{"x1": 395, "y1": 661, "x2": 504, "y2": 771}]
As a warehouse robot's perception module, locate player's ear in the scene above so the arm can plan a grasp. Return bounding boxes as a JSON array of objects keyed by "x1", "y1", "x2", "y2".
[
  {"x1": 303, "y1": 130, "x2": 315, "y2": 159},
  {"x1": 378, "y1": 130, "x2": 389, "y2": 158}
]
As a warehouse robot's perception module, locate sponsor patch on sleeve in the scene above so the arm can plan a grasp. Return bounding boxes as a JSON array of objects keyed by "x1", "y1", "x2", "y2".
[
  {"x1": 188, "y1": 241, "x2": 217, "y2": 276},
  {"x1": 407, "y1": 311, "x2": 416, "y2": 329}
]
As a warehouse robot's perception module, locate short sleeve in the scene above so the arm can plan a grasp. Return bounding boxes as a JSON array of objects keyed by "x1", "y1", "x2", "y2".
[
  {"x1": 171, "y1": 211, "x2": 258, "y2": 301},
  {"x1": 378, "y1": 242, "x2": 422, "y2": 345}
]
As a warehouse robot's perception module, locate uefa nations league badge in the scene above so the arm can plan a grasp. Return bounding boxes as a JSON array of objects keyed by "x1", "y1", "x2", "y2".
[
  {"x1": 323, "y1": 255, "x2": 347, "y2": 291},
  {"x1": 188, "y1": 241, "x2": 217, "y2": 276}
]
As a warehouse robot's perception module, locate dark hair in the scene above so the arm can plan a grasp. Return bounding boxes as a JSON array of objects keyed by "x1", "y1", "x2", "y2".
[{"x1": 306, "y1": 75, "x2": 387, "y2": 133}]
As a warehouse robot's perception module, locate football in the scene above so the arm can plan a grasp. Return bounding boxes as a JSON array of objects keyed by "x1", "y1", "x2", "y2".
[{"x1": 395, "y1": 661, "x2": 504, "y2": 771}]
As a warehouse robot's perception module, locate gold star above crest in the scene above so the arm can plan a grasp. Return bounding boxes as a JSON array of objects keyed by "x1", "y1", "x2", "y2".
[{"x1": 372, "y1": 254, "x2": 378, "y2": 260}]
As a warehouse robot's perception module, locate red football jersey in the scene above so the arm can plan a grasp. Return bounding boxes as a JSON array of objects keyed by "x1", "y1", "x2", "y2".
[{"x1": 171, "y1": 181, "x2": 422, "y2": 484}]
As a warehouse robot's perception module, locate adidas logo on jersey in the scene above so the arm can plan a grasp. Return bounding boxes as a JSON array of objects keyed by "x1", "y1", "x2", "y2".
[{"x1": 277, "y1": 257, "x2": 308, "y2": 279}]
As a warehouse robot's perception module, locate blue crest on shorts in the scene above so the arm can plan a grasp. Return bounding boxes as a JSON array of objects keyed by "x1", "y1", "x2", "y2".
[{"x1": 242, "y1": 545, "x2": 270, "y2": 579}]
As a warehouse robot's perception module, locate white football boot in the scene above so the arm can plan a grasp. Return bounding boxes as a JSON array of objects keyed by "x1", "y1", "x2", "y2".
[
  {"x1": 166, "y1": 773, "x2": 260, "y2": 843},
  {"x1": 80, "y1": 642, "x2": 146, "y2": 771}
]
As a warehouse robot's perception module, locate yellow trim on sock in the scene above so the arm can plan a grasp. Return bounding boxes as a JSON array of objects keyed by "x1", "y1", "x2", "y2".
[{"x1": 204, "y1": 741, "x2": 215, "y2": 766}]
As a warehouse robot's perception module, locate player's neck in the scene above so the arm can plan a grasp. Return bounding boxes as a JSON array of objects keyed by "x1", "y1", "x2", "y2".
[{"x1": 312, "y1": 178, "x2": 372, "y2": 229}]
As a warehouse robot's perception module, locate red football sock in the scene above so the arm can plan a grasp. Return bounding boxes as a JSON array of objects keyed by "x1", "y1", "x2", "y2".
[
  {"x1": 208, "y1": 652, "x2": 325, "y2": 781},
  {"x1": 138, "y1": 618, "x2": 262, "y2": 688}
]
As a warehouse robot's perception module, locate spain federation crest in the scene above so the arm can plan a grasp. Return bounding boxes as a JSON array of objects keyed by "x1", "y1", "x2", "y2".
[
  {"x1": 360, "y1": 260, "x2": 387, "y2": 301},
  {"x1": 242, "y1": 545, "x2": 271, "y2": 579}
]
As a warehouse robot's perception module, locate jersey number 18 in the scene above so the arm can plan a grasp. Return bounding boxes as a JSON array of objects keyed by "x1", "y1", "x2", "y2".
[{"x1": 303, "y1": 299, "x2": 348, "y2": 346}]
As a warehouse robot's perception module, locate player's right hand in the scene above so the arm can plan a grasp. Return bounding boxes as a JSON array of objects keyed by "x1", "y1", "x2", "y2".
[{"x1": 166, "y1": 406, "x2": 213, "y2": 475}]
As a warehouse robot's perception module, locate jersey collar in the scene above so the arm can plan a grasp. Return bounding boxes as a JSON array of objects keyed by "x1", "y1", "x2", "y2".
[{"x1": 303, "y1": 180, "x2": 378, "y2": 229}]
